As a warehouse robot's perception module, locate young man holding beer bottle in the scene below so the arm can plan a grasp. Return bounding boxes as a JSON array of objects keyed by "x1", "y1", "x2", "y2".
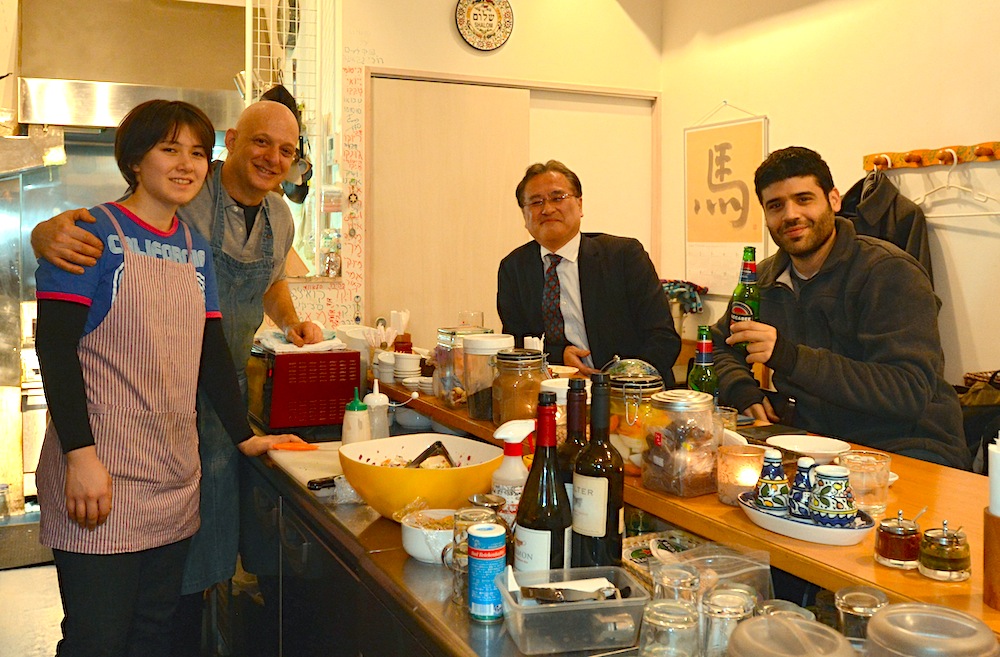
[{"x1": 711, "y1": 146, "x2": 969, "y2": 469}]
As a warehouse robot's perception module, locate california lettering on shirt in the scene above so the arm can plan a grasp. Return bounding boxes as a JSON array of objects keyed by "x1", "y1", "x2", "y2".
[{"x1": 106, "y1": 232, "x2": 208, "y2": 268}]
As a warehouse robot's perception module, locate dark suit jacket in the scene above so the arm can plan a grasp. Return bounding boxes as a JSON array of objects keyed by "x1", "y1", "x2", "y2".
[{"x1": 497, "y1": 232, "x2": 681, "y2": 383}]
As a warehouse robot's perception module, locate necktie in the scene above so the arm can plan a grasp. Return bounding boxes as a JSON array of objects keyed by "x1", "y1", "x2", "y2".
[{"x1": 542, "y1": 254, "x2": 565, "y2": 344}]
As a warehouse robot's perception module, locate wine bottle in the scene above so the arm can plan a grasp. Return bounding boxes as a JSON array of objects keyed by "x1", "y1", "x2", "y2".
[
  {"x1": 572, "y1": 373, "x2": 624, "y2": 567},
  {"x1": 556, "y1": 378, "x2": 589, "y2": 506},
  {"x1": 513, "y1": 391, "x2": 573, "y2": 571},
  {"x1": 730, "y1": 246, "x2": 760, "y2": 351},
  {"x1": 687, "y1": 325, "x2": 719, "y2": 402}
]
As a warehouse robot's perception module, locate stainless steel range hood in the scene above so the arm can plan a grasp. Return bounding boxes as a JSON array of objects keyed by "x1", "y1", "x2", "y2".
[
  {"x1": 19, "y1": 78, "x2": 244, "y2": 131},
  {"x1": 18, "y1": 0, "x2": 245, "y2": 130}
]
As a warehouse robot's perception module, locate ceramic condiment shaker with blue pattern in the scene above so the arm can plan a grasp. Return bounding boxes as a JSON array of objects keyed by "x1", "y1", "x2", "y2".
[
  {"x1": 808, "y1": 464, "x2": 857, "y2": 527},
  {"x1": 754, "y1": 448, "x2": 790, "y2": 515},
  {"x1": 788, "y1": 456, "x2": 816, "y2": 519}
]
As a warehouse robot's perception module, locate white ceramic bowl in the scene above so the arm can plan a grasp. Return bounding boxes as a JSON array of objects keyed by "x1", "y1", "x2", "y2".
[
  {"x1": 393, "y1": 352, "x2": 423, "y2": 371},
  {"x1": 401, "y1": 376, "x2": 421, "y2": 391},
  {"x1": 548, "y1": 365, "x2": 579, "y2": 378},
  {"x1": 401, "y1": 508, "x2": 455, "y2": 564},
  {"x1": 394, "y1": 407, "x2": 434, "y2": 430},
  {"x1": 765, "y1": 434, "x2": 851, "y2": 464}
]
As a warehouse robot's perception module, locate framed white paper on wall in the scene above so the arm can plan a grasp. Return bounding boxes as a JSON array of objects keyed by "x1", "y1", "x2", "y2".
[{"x1": 684, "y1": 116, "x2": 768, "y2": 296}]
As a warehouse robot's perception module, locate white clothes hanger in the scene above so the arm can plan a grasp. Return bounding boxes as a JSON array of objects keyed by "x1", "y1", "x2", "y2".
[{"x1": 910, "y1": 149, "x2": 1000, "y2": 212}]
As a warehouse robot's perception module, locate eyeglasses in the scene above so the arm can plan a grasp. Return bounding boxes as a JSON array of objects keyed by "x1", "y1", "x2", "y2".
[{"x1": 522, "y1": 193, "x2": 577, "y2": 210}]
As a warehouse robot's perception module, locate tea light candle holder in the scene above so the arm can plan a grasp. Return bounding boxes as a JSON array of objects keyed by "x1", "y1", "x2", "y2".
[{"x1": 717, "y1": 445, "x2": 766, "y2": 506}]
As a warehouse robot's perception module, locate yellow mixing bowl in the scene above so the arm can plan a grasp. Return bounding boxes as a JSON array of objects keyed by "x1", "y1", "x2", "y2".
[{"x1": 338, "y1": 434, "x2": 502, "y2": 520}]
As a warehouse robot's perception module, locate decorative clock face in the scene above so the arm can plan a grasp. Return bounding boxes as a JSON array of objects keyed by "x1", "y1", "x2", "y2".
[{"x1": 455, "y1": 0, "x2": 513, "y2": 51}]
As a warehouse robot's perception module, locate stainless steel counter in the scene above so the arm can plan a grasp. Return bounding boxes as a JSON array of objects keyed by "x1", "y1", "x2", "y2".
[{"x1": 251, "y1": 453, "x2": 639, "y2": 657}]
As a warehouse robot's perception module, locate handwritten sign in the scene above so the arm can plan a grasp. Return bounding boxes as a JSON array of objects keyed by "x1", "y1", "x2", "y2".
[{"x1": 684, "y1": 117, "x2": 768, "y2": 295}]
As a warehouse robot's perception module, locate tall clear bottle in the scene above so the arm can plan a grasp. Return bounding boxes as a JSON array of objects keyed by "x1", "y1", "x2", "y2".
[
  {"x1": 572, "y1": 373, "x2": 624, "y2": 567},
  {"x1": 730, "y1": 246, "x2": 760, "y2": 351},
  {"x1": 513, "y1": 391, "x2": 573, "y2": 571},
  {"x1": 687, "y1": 325, "x2": 719, "y2": 403},
  {"x1": 556, "y1": 378, "x2": 589, "y2": 506}
]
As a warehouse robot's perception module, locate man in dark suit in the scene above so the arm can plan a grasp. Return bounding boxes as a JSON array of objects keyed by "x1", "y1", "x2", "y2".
[{"x1": 497, "y1": 160, "x2": 681, "y2": 382}]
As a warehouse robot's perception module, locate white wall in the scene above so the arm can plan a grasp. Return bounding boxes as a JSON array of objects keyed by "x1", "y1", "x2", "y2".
[
  {"x1": 659, "y1": 0, "x2": 1000, "y2": 380},
  {"x1": 1, "y1": 0, "x2": 16, "y2": 110}
]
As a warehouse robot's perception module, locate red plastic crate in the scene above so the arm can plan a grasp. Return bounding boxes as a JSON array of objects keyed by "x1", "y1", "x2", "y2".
[{"x1": 248, "y1": 349, "x2": 360, "y2": 430}]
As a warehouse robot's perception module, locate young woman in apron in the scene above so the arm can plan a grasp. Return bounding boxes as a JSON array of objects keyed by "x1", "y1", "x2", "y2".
[{"x1": 34, "y1": 100, "x2": 299, "y2": 657}]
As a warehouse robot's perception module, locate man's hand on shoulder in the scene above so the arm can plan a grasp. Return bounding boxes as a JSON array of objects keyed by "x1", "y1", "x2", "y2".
[
  {"x1": 285, "y1": 320, "x2": 324, "y2": 347},
  {"x1": 564, "y1": 345, "x2": 600, "y2": 375},
  {"x1": 31, "y1": 209, "x2": 104, "y2": 274}
]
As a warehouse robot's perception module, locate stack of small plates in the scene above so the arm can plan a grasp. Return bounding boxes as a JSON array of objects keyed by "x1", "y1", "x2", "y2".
[
  {"x1": 395, "y1": 368, "x2": 421, "y2": 382},
  {"x1": 417, "y1": 376, "x2": 434, "y2": 396}
]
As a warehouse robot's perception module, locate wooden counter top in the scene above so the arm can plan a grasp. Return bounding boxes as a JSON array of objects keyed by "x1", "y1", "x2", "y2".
[{"x1": 379, "y1": 379, "x2": 1000, "y2": 633}]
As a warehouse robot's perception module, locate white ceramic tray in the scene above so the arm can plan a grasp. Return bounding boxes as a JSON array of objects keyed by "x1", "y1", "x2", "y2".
[{"x1": 737, "y1": 491, "x2": 875, "y2": 546}]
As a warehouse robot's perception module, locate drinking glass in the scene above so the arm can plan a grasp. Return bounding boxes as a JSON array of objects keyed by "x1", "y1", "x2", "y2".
[
  {"x1": 834, "y1": 585, "x2": 888, "y2": 640},
  {"x1": 441, "y1": 507, "x2": 497, "y2": 605},
  {"x1": 458, "y1": 310, "x2": 484, "y2": 327},
  {"x1": 638, "y1": 600, "x2": 701, "y2": 656},
  {"x1": 702, "y1": 586, "x2": 756, "y2": 657},
  {"x1": 649, "y1": 561, "x2": 700, "y2": 604},
  {"x1": 839, "y1": 450, "x2": 891, "y2": 516},
  {"x1": 713, "y1": 406, "x2": 738, "y2": 432}
]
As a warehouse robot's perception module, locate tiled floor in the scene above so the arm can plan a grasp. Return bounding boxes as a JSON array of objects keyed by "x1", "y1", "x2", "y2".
[{"x1": 0, "y1": 563, "x2": 62, "y2": 657}]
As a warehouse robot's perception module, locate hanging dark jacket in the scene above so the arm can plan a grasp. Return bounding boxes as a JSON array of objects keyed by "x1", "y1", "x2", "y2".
[{"x1": 840, "y1": 170, "x2": 934, "y2": 286}]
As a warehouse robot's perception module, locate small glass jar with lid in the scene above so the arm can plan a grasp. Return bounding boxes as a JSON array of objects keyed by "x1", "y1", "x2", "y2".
[
  {"x1": 641, "y1": 390, "x2": 717, "y2": 497},
  {"x1": 918, "y1": 519, "x2": 971, "y2": 581},
  {"x1": 875, "y1": 510, "x2": 921, "y2": 570},
  {"x1": 492, "y1": 348, "x2": 549, "y2": 425},
  {"x1": 608, "y1": 373, "x2": 663, "y2": 476},
  {"x1": 462, "y1": 334, "x2": 514, "y2": 420},
  {"x1": 432, "y1": 326, "x2": 493, "y2": 408}
]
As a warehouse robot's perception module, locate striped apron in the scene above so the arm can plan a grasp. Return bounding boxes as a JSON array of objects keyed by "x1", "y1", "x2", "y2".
[{"x1": 37, "y1": 205, "x2": 205, "y2": 554}]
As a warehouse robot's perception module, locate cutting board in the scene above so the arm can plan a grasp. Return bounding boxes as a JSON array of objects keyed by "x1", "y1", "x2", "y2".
[{"x1": 268, "y1": 441, "x2": 342, "y2": 488}]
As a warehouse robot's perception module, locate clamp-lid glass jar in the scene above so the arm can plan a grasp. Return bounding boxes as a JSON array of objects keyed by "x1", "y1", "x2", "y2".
[
  {"x1": 492, "y1": 348, "x2": 549, "y2": 425},
  {"x1": 462, "y1": 334, "x2": 514, "y2": 421},
  {"x1": 641, "y1": 390, "x2": 717, "y2": 497},
  {"x1": 608, "y1": 374, "x2": 664, "y2": 476},
  {"x1": 918, "y1": 520, "x2": 970, "y2": 581},
  {"x1": 875, "y1": 510, "x2": 921, "y2": 570},
  {"x1": 432, "y1": 326, "x2": 493, "y2": 408}
]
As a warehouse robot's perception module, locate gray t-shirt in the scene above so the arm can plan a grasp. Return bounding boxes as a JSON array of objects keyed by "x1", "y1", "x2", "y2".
[{"x1": 178, "y1": 162, "x2": 293, "y2": 289}]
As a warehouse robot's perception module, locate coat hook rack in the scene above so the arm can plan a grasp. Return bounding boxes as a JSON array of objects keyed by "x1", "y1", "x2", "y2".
[{"x1": 863, "y1": 142, "x2": 1000, "y2": 171}]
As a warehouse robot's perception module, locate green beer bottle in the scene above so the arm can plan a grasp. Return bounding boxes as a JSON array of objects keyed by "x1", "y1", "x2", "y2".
[
  {"x1": 687, "y1": 325, "x2": 719, "y2": 401},
  {"x1": 730, "y1": 246, "x2": 759, "y2": 351}
]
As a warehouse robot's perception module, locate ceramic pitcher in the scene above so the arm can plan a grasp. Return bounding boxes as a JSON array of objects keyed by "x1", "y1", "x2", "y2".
[
  {"x1": 754, "y1": 448, "x2": 790, "y2": 515},
  {"x1": 808, "y1": 465, "x2": 857, "y2": 527},
  {"x1": 788, "y1": 456, "x2": 816, "y2": 519}
]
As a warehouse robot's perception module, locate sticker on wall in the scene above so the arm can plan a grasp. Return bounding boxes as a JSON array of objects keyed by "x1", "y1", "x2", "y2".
[{"x1": 456, "y1": 0, "x2": 513, "y2": 51}]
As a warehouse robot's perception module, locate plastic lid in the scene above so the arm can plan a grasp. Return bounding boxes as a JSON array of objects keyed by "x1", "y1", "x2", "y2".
[
  {"x1": 650, "y1": 389, "x2": 714, "y2": 412},
  {"x1": 346, "y1": 387, "x2": 367, "y2": 411},
  {"x1": 362, "y1": 380, "x2": 389, "y2": 407},
  {"x1": 728, "y1": 616, "x2": 856, "y2": 657},
  {"x1": 463, "y1": 333, "x2": 515, "y2": 355},
  {"x1": 540, "y1": 377, "x2": 592, "y2": 404},
  {"x1": 866, "y1": 603, "x2": 999, "y2": 657}
]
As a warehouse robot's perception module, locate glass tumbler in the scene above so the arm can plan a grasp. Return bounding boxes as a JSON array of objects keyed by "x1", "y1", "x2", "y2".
[
  {"x1": 638, "y1": 600, "x2": 701, "y2": 657},
  {"x1": 834, "y1": 585, "x2": 888, "y2": 640},
  {"x1": 649, "y1": 561, "x2": 701, "y2": 605},
  {"x1": 702, "y1": 587, "x2": 756, "y2": 657}
]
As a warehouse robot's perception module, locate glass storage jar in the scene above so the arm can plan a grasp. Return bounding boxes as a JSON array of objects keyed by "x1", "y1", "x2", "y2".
[
  {"x1": 875, "y1": 510, "x2": 921, "y2": 570},
  {"x1": 492, "y1": 348, "x2": 549, "y2": 425},
  {"x1": 432, "y1": 326, "x2": 493, "y2": 408},
  {"x1": 641, "y1": 390, "x2": 717, "y2": 497},
  {"x1": 608, "y1": 374, "x2": 663, "y2": 476},
  {"x1": 918, "y1": 520, "x2": 971, "y2": 581},
  {"x1": 463, "y1": 334, "x2": 514, "y2": 421}
]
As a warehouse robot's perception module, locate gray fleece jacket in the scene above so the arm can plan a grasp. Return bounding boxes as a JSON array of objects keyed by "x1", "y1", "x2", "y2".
[{"x1": 712, "y1": 218, "x2": 969, "y2": 470}]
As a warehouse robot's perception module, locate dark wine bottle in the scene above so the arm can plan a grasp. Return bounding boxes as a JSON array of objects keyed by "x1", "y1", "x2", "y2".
[
  {"x1": 556, "y1": 378, "x2": 589, "y2": 505},
  {"x1": 571, "y1": 372, "x2": 624, "y2": 567},
  {"x1": 513, "y1": 391, "x2": 573, "y2": 571}
]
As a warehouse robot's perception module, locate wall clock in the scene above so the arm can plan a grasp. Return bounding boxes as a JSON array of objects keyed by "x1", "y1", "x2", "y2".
[{"x1": 455, "y1": 0, "x2": 513, "y2": 51}]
